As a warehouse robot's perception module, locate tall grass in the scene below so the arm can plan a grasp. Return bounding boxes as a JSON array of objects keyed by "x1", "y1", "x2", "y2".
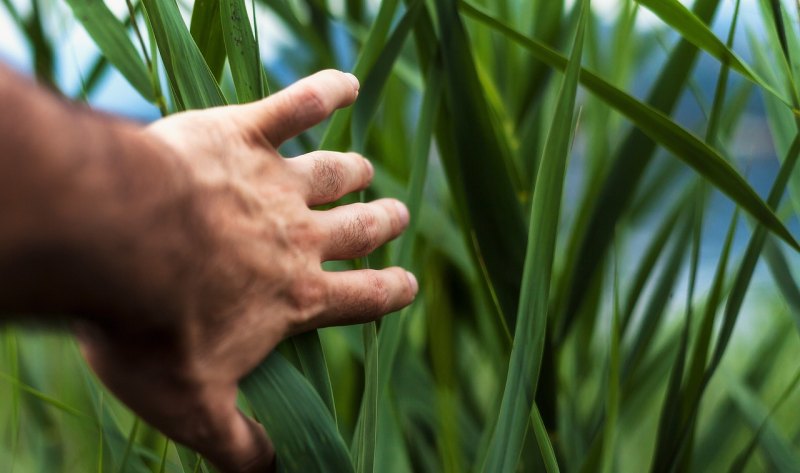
[{"x1": 2, "y1": 0, "x2": 800, "y2": 471}]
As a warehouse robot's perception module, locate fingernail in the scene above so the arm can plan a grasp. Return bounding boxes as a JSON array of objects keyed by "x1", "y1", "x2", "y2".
[
  {"x1": 344, "y1": 72, "x2": 360, "y2": 92},
  {"x1": 363, "y1": 158, "x2": 374, "y2": 179},
  {"x1": 406, "y1": 271, "x2": 419, "y2": 295},
  {"x1": 393, "y1": 200, "x2": 410, "y2": 226}
]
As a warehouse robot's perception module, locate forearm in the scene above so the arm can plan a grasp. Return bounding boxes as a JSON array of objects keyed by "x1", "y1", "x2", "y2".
[{"x1": 0, "y1": 66, "x2": 194, "y2": 328}]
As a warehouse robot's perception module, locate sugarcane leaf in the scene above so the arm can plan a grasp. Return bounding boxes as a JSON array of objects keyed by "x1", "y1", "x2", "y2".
[
  {"x1": 190, "y1": 0, "x2": 226, "y2": 81},
  {"x1": 220, "y1": 0, "x2": 265, "y2": 103},
  {"x1": 290, "y1": 333, "x2": 336, "y2": 419},
  {"x1": 241, "y1": 352, "x2": 354, "y2": 473},
  {"x1": 351, "y1": 0, "x2": 422, "y2": 151},
  {"x1": 142, "y1": 0, "x2": 226, "y2": 110},
  {"x1": 65, "y1": 0, "x2": 155, "y2": 101},
  {"x1": 319, "y1": 0, "x2": 401, "y2": 151},
  {"x1": 634, "y1": 0, "x2": 794, "y2": 112},
  {"x1": 482, "y1": 0, "x2": 588, "y2": 470},
  {"x1": 459, "y1": 0, "x2": 799, "y2": 256}
]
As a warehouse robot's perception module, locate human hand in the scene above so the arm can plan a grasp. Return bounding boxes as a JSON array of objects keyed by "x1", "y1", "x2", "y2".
[{"x1": 75, "y1": 70, "x2": 418, "y2": 472}]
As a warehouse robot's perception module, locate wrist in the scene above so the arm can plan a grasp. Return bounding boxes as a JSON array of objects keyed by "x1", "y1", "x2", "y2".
[{"x1": 0, "y1": 89, "x2": 197, "y2": 327}]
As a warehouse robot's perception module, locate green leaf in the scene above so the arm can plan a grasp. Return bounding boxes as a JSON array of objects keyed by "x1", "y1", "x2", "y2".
[
  {"x1": 459, "y1": 0, "x2": 799, "y2": 256},
  {"x1": 351, "y1": 0, "x2": 422, "y2": 151},
  {"x1": 220, "y1": 0, "x2": 265, "y2": 103},
  {"x1": 482, "y1": 1, "x2": 588, "y2": 471},
  {"x1": 435, "y1": 0, "x2": 526, "y2": 335},
  {"x1": 290, "y1": 333, "x2": 336, "y2": 419},
  {"x1": 241, "y1": 352, "x2": 354, "y2": 473},
  {"x1": 705, "y1": 133, "x2": 800, "y2": 378},
  {"x1": 728, "y1": 378, "x2": 800, "y2": 472},
  {"x1": 634, "y1": 0, "x2": 795, "y2": 112},
  {"x1": 65, "y1": 0, "x2": 155, "y2": 101},
  {"x1": 142, "y1": 0, "x2": 226, "y2": 110},
  {"x1": 319, "y1": 0, "x2": 401, "y2": 150},
  {"x1": 190, "y1": 0, "x2": 226, "y2": 81},
  {"x1": 352, "y1": 323, "x2": 378, "y2": 473}
]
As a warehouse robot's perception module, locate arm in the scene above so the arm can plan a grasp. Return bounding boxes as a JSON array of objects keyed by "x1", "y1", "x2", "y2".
[{"x1": 0, "y1": 66, "x2": 418, "y2": 472}]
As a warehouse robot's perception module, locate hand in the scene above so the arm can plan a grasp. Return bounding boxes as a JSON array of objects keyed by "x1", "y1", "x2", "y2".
[{"x1": 75, "y1": 70, "x2": 418, "y2": 472}]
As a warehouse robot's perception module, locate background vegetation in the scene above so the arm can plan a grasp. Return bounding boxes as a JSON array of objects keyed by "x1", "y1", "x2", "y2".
[{"x1": 1, "y1": 0, "x2": 800, "y2": 471}]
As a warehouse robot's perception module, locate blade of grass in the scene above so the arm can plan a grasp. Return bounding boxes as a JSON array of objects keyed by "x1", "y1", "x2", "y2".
[
  {"x1": 319, "y1": 0, "x2": 400, "y2": 150},
  {"x1": 351, "y1": 0, "x2": 422, "y2": 150},
  {"x1": 634, "y1": 0, "x2": 795, "y2": 111},
  {"x1": 376, "y1": 60, "x2": 442, "y2": 396},
  {"x1": 620, "y1": 190, "x2": 692, "y2": 333},
  {"x1": 241, "y1": 352, "x2": 354, "y2": 473},
  {"x1": 601, "y1": 239, "x2": 623, "y2": 473},
  {"x1": 652, "y1": 5, "x2": 743, "y2": 466},
  {"x1": 459, "y1": 0, "x2": 798, "y2": 254},
  {"x1": 531, "y1": 403, "x2": 561, "y2": 473},
  {"x1": 142, "y1": 0, "x2": 226, "y2": 110},
  {"x1": 661, "y1": 133, "x2": 800, "y2": 472},
  {"x1": 290, "y1": 334, "x2": 337, "y2": 420},
  {"x1": 434, "y1": 0, "x2": 526, "y2": 335},
  {"x1": 352, "y1": 308, "x2": 378, "y2": 473},
  {"x1": 729, "y1": 366, "x2": 800, "y2": 472},
  {"x1": 481, "y1": 1, "x2": 588, "y2": 471},
  {"x1": 65, "y1": 0, "x2": 155, "y2": 102},
  {"x1": 728, "y1": 378, "x2": 800, "y2": 471},
  {"x1": 190, "y1": 0, "x2": 226, "y2": 81},
  {"x1": 220, "y1": 0, "x2": 265, "y2": 103},
  {"x1": 704, "y1": 134, "x2": 800, "y2": 379},
  {"x1": 762, "y1": 237, "x2": 800, "y2": 331},
  {"x1": 621, "y1": 212, "x2": 692, "y2": 381}
]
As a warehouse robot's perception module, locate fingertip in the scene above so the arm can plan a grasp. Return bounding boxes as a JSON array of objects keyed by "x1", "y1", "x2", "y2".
[
  {"x1": 362, "y1": 157, "x2": 374, "y2": 182},
  {"x1": 406, "y1": 271, "x2": 419, "y2": 296},
  {"x1": 392, "y1": 199, "x2": 410, "y2": 227},
  {"x1": 344, "y1": 72, "x2": 360, "y2": 94}
]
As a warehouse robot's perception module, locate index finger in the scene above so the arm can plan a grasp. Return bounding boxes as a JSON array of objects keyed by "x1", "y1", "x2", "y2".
[{"x1": 241, "y1": 70, "x2": 359, "y2": 147}]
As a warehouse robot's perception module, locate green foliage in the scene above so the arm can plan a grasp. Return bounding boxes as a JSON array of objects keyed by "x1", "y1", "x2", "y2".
[{"x1": 3, "y1": 0, "x2": 800, "y2": 472}]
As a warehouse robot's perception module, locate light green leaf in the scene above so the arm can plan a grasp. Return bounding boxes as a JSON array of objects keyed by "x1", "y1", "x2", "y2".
[{"x1": 65, "y1": 0, "x2": 155, "y2": 101}]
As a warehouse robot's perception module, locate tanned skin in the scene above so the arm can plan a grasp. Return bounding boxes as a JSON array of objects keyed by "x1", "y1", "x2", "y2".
[{"x1": 0, "y1": 67, "x2": 418, "y2": 472}]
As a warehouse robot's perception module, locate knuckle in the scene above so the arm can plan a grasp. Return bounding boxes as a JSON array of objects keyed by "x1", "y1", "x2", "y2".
[
  {"x1": 365, "y1": 272, "x2": 390, "y2": 314},
  {"x1": 294, "y1": 84, "x2": 328, "y2": 119},
  {"x1": 286, "y1": 275, "x2": 328, "y2": 326}
]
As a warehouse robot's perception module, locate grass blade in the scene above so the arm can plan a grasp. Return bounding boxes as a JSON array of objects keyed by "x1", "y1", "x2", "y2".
[
  {"x1": 220, "y1": 0, "x2": 265, "y2": 103},
  {"x1": 65, "y1": 0, "x2": 155, "y2": 101},
  {"x1": 241, "y1": 352, "x2": 354, "y2": 473},
  {"x1": 190, "y1": 0, "x2": 226, "y2": 81},
  {"x1": 142, "y1": 0, "x2": 226, "y2": 110},
  {"x1": 435, "y1": 0, "x2": 526, "y2": 334},
  {"x1": 351, "y1": 0, "x2": 422, "y2": 151},
  {"x1": 459, "y1": 0, "x2": 798, "y2": 254},
  {"x1": 352, "y1": 322, "x2": 378, "y2": 473},
  {"x1": 319, "y1": 0, "x2": 400, "y2": 150},
  {"x1": 290, "y1": 334, "x2": 337, "y2": 419},
  {"x1": 635, "y1": 0, "x2": 794, "y2": 111},
  {"x1": 482, "y1": 1, "x2": 589, "y2": 471}
]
